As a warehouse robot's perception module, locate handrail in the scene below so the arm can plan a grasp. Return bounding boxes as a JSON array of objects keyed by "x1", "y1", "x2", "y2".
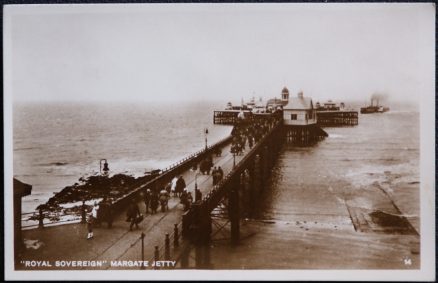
[
  {"x1": 200, "y1": 119, "x2": 282, "y2": 210},
  {"x1": 174, "y1": 118, "x2": 280, "y2": 219},
  {"x1": 112, "y1": 135, "x2": 233, "y2": 203}
]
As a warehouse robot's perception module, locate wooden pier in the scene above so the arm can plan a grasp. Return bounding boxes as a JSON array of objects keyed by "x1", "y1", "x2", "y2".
[
  {"x1": 316, "y1": 110, "x2": 358, "y2": 126},
  {"x1": 285, "y1": 124, "x2": 328, "y2": 145}
]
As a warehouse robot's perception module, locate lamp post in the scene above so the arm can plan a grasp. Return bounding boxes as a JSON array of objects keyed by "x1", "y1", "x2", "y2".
[
  {"x1": 194, "y1": 172, "x2": 202, "y2": 202},
  {"x1": 231, "y1": 141, "x2": 237, "y2": 168},
  {"x1": 195, "y1": 172, "x2": 200, "y2": 190},
  {"x1": 204, "y1": 128, "x2": 208, "y2": 150},
  {"x1": 100, "y1": 159, "x2": 109, "y2": 175}
]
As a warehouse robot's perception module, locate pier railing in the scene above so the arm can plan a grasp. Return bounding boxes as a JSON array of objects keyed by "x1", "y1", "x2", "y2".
[{"x1": 110, "y1": 135, "x2": 233, "y2": 213}]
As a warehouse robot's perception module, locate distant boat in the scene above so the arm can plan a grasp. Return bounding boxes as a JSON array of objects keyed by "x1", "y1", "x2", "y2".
[
  {"x1": 315, "y1": 100, "x2": 345, "y2": 111},
  {"x1": 360, "y1": 98, "x2": 389, "y2": 114}
]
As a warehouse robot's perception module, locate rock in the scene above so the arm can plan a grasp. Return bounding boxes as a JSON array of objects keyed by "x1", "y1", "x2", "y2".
[{"x1": 36, "y1": 173, "x2": 141, "y2": 217}]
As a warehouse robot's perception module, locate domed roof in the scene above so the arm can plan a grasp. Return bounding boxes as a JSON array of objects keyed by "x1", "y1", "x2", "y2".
[
  {"x1": 282, "y1": 87, "x2": 289, "y2": 93},
  {"x1": 266, "y1": 97, "x2": 288, "y2": 107}
]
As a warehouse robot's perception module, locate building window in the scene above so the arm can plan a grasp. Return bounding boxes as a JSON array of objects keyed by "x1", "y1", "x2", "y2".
[{"x1": 290, "y1": 114, "x2": 297, "y2": 120}]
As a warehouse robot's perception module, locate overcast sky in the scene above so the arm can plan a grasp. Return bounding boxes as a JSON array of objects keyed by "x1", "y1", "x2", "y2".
[{"x1": 5, "y1": 3, "x2": 435, "y2": 104}]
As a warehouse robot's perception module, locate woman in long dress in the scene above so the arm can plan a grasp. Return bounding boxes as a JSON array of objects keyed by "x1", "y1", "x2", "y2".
[{"x1": 171, "y1": 177, "x2": 178, "y2": 197}]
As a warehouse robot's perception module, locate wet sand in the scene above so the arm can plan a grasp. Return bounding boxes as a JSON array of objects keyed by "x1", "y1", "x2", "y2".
[
  {"x1": 208, "y1": 170, "x2": 419, "y2": 269},
  {"x1": 209, "y1": 219, "x2": 419, "y2": 269}
]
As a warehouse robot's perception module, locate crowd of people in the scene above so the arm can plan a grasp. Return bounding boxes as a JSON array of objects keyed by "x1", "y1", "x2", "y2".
[{"x1": 230, "y1": 117, "x2": 275, "y2": 156}]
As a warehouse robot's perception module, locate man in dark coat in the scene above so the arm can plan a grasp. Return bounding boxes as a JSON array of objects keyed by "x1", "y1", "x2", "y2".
[
  {"x1": 217, "y1": 166, "x2": 224, "y2": 181},
  {"x1": 195, "y1": 188, "x2": 202, "y2": 203},
  {"x1": 150, "y1": 191, "x2": 159, "y2": 214},
  {"x1": 180, "y1": 189, "x2": 189, "y2": 211},
  {"x1": 143, "y1": 189, "x2": 151, "y2": 214},
  {"x1": 212, "y1": 167, "x2": 218, "y2": 185},
  {"x1": 127, "y1": 200, "x2": 140, "y2": 231},
  {"x1": 176, "y1": 176, "x2": 186, "y2": 197}
]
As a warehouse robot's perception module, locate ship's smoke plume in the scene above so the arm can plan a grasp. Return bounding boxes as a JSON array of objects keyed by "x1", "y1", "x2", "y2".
[
  {"x1": 371, "y1": 93, "x2": 388, "y2": 101},
  {"x1": 370, "y1": 93, "x2": 389, "y2": 105}
]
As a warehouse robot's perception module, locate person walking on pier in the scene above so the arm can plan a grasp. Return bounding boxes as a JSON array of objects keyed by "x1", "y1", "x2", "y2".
[
  {"x1": 150, "y1": 191, "x2": 159, "y2": 214},
  {"x1": 187, "y1": 191, "x2": 193, "y2": 207},
  {"x1": 87, "y1": 202, "x2": 99, "y2": 239},
  {"x1": 212, "y1": 166, "x2": 218, "y2": 185},
  {"x1": 180, "y1": 189, "x2": 189, "y2": 211},
  {"x1": 127, "y1": 200, "x2": 141, "y2": 231},
  {"x1": 159, "y1": 189, "x2": 170, "y2": 212},
  {"x1": 195, "y1": 188, "x2": 202, "y2": 203},
  {"x1": 248, "y1": 134, "x2": 254, "y2": 149},
  {"x1": 143, "y1": 189, "x2": 151, "y2": 214},
  {"x1": 176, "y1": 176, "x2": 186, "y2": 197},
  {"x1": 214, "y1": 147, "x2": 222, "y2": 157},
  {"x1": 217, "y1": 166, "x2": 224, "y2": 181},
  {"x1": 165, "y1": 182, "x2": 172, "y2": 195},
  {"x1": 171, "y1": 177, "x2": 178, "y2": 197}
]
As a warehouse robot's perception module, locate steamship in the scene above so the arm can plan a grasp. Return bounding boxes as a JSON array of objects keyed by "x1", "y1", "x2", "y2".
[{"x1": 360, "y1": 98, "x2": 390, "y2": 114}]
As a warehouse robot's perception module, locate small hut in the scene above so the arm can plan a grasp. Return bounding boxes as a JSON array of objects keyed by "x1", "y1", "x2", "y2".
[
  {"x1": 283, "y1": 91, "x2": 317, "y2": 125},
  {"x1": 283, "y1": 91, "x2": 327, "y2": 145},
  {"x1": 14, "y1": 178, "x2": 32, "y2": 266}
]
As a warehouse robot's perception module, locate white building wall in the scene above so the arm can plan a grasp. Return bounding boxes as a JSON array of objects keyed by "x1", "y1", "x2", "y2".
[{"x1": 283, "y1": 109, "x2": 317, "y2": 126}]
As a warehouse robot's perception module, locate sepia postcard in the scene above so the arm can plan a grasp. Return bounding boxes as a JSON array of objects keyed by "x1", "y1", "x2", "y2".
[{"x1": 3, "y1": 3, "x2": 435, "y2": 281}]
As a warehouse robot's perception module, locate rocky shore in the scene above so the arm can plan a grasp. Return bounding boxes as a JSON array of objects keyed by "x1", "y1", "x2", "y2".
[{"x1": 27, "y1": 173, "x2": 157, "y2": 223}]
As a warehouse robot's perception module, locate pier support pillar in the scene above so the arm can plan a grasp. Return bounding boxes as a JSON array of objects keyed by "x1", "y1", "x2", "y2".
[
  {"x1": 191, "y1": 203, "x2": 212, "y2": 269},
  {"x1": 229, "y1": 178, "x2": 240, "y2": 245},
  {"x1": 195, "y1": 245, "x2": 203, "y2": 269},
  {"x1": 241, "y1": 169, "x2": 251, "y2": 218},
  {"x1": 247, "y1": 165, "x2": 256, "y2": 218},
  {"x1": 238, "y1": 173, "x2": 246, "y2": 217},
  {"x1": 254, "y1": 154, "x2": 262, "y2": 194},
  {"x1": 180, "y1": 243, "x2": 190, "y2": 269},
  {"x1": 262, "y1": 146, "x2": 269, "y2": 187}
]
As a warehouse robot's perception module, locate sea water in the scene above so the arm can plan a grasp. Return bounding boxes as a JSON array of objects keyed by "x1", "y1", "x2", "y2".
[
  {"x1": 209, "y1": 105, "x2": 420, "y2": 268},
  {"x1": 13, "y1": 101, "x2": 232, "y2": 213},
  {"x1": 263, "y1": 108, "x2": 420, "y2": 220}
]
